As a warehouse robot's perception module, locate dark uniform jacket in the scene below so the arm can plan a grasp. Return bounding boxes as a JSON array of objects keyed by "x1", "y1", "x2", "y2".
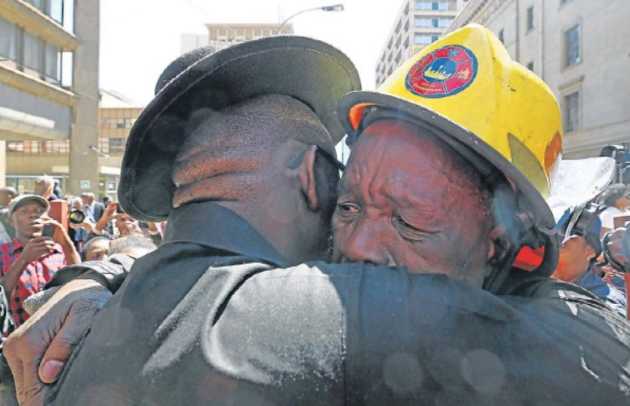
[{"x1": 48, "y1": 202, "x2": 630, "y2": 405}]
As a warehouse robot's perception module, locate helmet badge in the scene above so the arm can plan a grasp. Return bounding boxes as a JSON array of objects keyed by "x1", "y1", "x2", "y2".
[{"x1": 405, "y1": 45, "x2": 478, "y2": 99}]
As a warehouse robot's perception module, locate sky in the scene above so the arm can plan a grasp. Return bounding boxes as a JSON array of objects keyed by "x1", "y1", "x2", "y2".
[{"x1": 99, "y1": 0, "x2": 403, "y2": 106}]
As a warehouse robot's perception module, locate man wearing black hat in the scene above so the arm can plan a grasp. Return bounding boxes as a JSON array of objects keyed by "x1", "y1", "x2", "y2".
[{"x1": 5, "y1": 36, "x2": 630, "y2": 406}]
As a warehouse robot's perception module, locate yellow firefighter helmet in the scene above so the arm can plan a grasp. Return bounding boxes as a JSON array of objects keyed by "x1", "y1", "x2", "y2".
[{"x1": 339, "y1": 24, "x2": 562, "y2": 231}]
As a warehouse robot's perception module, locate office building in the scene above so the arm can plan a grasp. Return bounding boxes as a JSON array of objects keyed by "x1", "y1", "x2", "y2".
[
  {"x1": 376, "y1": 0, "x2": 469, "y2": 86},
  {"x1": 206, "y1": 23, "x2": 293, "y2": 51},
  {"x1": 97, "y1": 89, "x2": 142, "y2": 200},
  {"x1": 0, "y1": 0, "x2": 100, "y2": 194}
]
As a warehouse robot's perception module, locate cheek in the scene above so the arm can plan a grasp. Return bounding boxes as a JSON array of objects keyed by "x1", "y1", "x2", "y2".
[{"x1": 390, "y1": 238, "x2": 458, "y2": 275}]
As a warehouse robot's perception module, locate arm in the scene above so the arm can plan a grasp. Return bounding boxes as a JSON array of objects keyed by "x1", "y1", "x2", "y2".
[
  {"x1": 0, "y1": 237, "x2": 57, "y2": 294},
  {"x1": 94, "y1": 203, "x2": 117, "y2": 234},
  {"x1": 49, "y1": 221, "x2": 80, "y2": 266},
  {"x1": 217, "y1": 263, "x2": 630, "y2": 404},
  {"x1": 0, "y1": 256, "x2": 29, "y2": 295}
]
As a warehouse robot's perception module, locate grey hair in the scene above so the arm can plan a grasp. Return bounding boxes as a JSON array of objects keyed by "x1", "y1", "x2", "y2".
[
  {"x1": 35, "y1": 175, "x2": 55, "y2": 186},
  {"x1": 110, "y1": 234, "x2": 157, "y2": 257}
]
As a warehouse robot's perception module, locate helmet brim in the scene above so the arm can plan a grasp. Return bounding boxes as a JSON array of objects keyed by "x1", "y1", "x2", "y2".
[{"x1": 339, "y1": 90, "x2": 555, "y2": 231}]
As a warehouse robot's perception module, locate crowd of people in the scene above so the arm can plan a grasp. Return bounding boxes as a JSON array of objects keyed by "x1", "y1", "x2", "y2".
[
  {"x1": 0, "y1": 24, "x2": 627, "y2": 405},
  {"x1": 0, "y1": 177, "x2": 160, "y2": 334}
]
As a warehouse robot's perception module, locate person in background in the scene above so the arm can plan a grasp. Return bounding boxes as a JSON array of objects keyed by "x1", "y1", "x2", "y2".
[
  {"x1": 67, "y1": 197, "x2": 93, "y2": 252},
  {"x1": 598, "y1": 184, "x2": 630, "y2": 232},
  {"x1": 80, "y1": 193, "x2": 105, "y2": 223},
  {"x1": 52, "y1": 181, "x2": 62, "y2": 201},
  {"x1": 33, "y1": 176, "x2": 57, "y2": 202},
  {"x1": 0, "y1": 188, "x2": 17, "y2": 245},
  {"x1": 81, "y1": 237, "x2": 111, "y2": 262},
  {"x1": 553, "y1": 206, "x2": 626, "y2": 316},
  {"x1": 0, "y1": 195, "x2": 79, "y2": 328}
]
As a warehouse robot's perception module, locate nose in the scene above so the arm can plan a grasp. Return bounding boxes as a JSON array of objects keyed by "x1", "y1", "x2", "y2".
[{"x1": 338, "y1": 219, "x2": 391, "y2": 266}]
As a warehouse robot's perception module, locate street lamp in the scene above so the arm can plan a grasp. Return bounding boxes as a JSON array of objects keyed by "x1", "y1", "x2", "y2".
[{"x1": 278, "y1": 4, "x2": 345, "y2": 32}]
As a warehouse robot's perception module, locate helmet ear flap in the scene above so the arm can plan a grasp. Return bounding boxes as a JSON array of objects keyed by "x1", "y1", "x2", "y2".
[{"x1": 483, "y1": 182, "x2": 559, "y2": 293}]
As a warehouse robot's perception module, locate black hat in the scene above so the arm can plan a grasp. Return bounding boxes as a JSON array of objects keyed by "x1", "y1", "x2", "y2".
[{"x1": 119, "y1": 36, "x2": 361, "y2": 221}]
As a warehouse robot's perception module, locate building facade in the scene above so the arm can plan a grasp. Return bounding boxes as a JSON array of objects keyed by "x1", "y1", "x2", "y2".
[
  {"x1": 0, "y1": 0, "x2": 99, "y2": 194},
  {"x1": 205, "y1": 23, "x2": 293, "y2": 52},
  {"x1": 448, "y1": 0, "x2": 630, "y2": 158},
  {"x1": 180, "y1": 33, "x2": 209, "y2": 55},
  {"x1": 181, "y1": 24, "x2": 293, "y2": 61},
  {"x1": 97, "y1": 89, "x2": 142, "y2": 200},
  {"x1": 375, "y1": 0, "x2": 469, "y2": 86}
]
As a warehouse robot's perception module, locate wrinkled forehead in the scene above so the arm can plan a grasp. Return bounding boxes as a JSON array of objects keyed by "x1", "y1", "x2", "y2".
[
  {"x1": 346, "y1": 117, "x2": 474, "y2": 179},
  {"x1": 342, "y1": 117, "x2": 489, "y2": 207}
]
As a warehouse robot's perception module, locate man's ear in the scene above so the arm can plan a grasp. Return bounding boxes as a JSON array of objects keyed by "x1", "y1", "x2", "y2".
[{"x1": 297, "y1": 145, "x2": 320, "y2": 212}]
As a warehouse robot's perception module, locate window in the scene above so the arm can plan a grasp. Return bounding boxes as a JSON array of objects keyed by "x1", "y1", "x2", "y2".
[
  {"x1": 415, "y1": 17, "x2": 432, "y2": 28},
  {"x1": 565, "y1": 24, "x2": 581, "y2": 66},
  {"x1": 432, "y1": 35, "x2": 440, "y2": 42},
  {"x1": 526, "y1": 61, "x2": 534, "y2": 71},
  {"x1": 23, "y1": 32, "x2": 43, "y2": 72},
  {"x1": 414, "y1": 34, "x2": 432, "y2": 46},
  {"x1": 7, "y1": 142, "x2": 24, "y2": 153},
  {"x1": 0, "y1": 18, "x2": 17, "y2": 60},
  {"x1": 438, "y1": 18, "x2": 453, "y2": 28},
  {"x1": 564, "y1": 91, "x2": 580, "y2": 132},
  {"x1": 44, "y1": 140, "x2": 69, "y2": 153},
  {"x1": 498, "y1": 29, "x2": 504, "y2": 43},
  {"x1": 415, "y1": 1, "x2": 433, "y2": 10},
  {"x1": 26, "y1": 0, "x2": 44, "y2": 11},
  {"x1": 45, "y1": 43, "x2": 60, "y2": 82},
  {"x1": 98, "y1": 137, "x2": 110, "y2": 154},
  {"x1": 60, "y1": 51, "x2": 73, "y2": 88},
  {"x1": 109, "y1": 138, "x2": 126, "y2": 153},
  {"x1": 22, "y1": 141, "x2": 41, "y2": 154},
  {"x1": 416, "y1": 1, "x2": 448, "y2": 11},
  {"x1": 526, "y1": 7, "x2": 534, "y2": 31},
  {"x1": 48, "y1": 0, "x2": 65, "y2": 25}
]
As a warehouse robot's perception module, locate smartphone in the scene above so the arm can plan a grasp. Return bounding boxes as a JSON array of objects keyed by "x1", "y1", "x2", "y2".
[{"x1": 42, "y1": 224, "x2": 55, "y2": 238}]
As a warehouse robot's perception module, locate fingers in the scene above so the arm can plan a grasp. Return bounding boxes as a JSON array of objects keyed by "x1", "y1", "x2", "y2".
[
  {"x1": 3, "y1": 280, "x2": 111, "y2": 405},
  {"x1": 38, "y1": 299, "x2": 100, "y2": 384}
]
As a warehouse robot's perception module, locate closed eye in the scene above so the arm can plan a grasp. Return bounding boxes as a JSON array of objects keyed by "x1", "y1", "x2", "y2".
[{"x1": 392, "y1": 215, "x2": 435, "y2": 242}]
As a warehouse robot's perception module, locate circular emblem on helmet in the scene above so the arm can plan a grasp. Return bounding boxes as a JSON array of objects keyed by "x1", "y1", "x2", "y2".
[{"x1": 405, "y1": 45, "x2": 478, "y2": 98}]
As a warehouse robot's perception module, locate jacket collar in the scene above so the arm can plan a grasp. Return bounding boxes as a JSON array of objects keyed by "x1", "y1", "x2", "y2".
[{"x1": 163, "y1": 201, "x2": 286, "y2": 267}]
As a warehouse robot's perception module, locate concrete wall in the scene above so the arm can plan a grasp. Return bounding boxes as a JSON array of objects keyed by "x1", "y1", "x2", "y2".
[
  {"x1": 542, "y1": 0, "x2": 630, "y2": 157},
  {"x1": 68, "y1": 0, "x2": 100, "y2": 194}
]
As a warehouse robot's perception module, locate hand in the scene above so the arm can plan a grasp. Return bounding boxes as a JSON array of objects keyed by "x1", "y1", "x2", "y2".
[
  {"x1": 103, "y1": 203, "x2": 118, "y2": 221},
  {"x1": 20, "y1": 237, "x2": 56, "y2": 264},
  {"x1": 43, "y1": 219, "x2": 72, "y2": 247},
  {"x1": 3, "y1": 279, "x2": 112, "y2": 406},
  {"x1": 78, "y1": 221, "x2": 96, "y2": 234}
]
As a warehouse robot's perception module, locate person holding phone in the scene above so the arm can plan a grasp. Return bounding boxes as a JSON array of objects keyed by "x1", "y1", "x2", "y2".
[{"x1": 0, "y1": 195, "x2": 79, "y2": 328}]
